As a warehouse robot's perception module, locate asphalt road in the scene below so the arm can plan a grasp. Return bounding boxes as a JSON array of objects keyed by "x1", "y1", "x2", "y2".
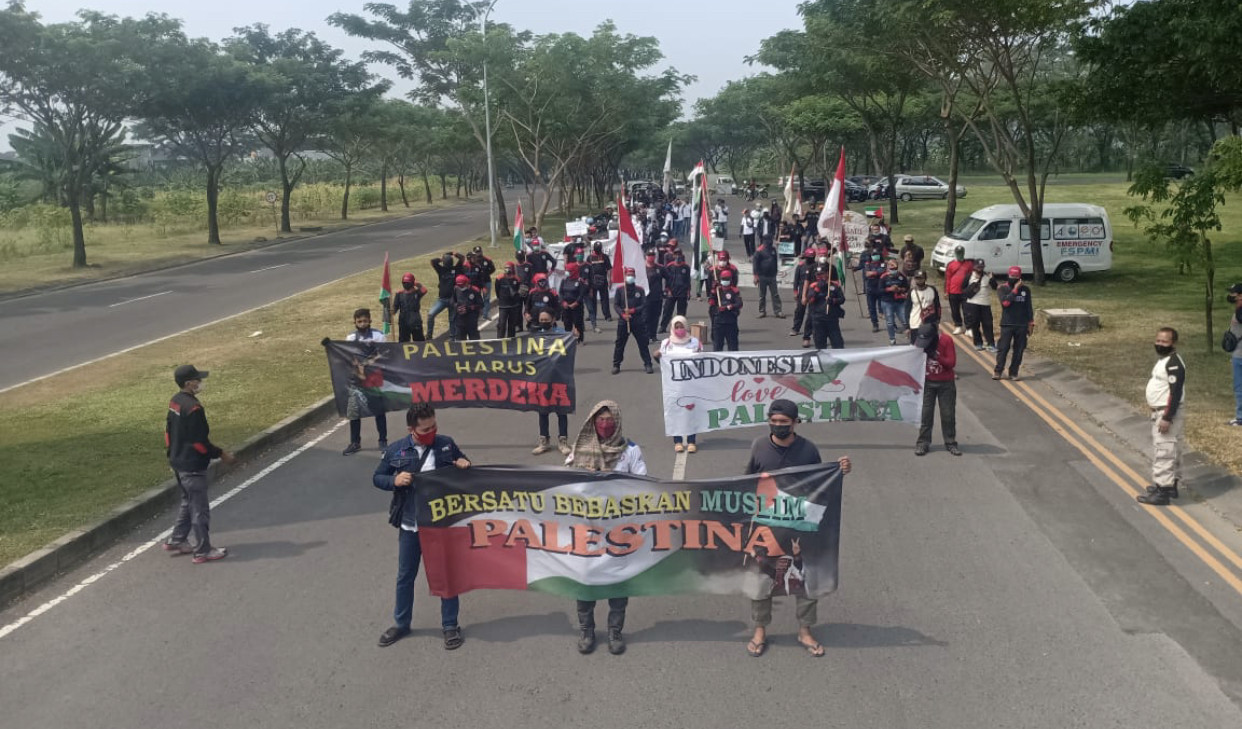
[
  {"x1": 4, "y1": 292, "x2": 1242, "y2": 728},
  {"x1": 0, "y1": 201, "x2": 491, "y2": 392}
]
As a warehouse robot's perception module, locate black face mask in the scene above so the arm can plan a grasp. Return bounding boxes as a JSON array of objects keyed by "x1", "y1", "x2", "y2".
[
  {"x1": 1154, "y1": 344, "x2": 1175, "y2": 357},
  {"x1": 402, "y1": 282, "x2": 414, "y2": 290},
  {"x1": 1009, "y1": 277, "x2": 1020, "y2": 286},
  {"x1": 769, "y1": 424, "x2": 793, "y2": 440}
]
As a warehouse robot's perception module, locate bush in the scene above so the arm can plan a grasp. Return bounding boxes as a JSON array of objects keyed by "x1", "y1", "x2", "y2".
[{"x1": 350, "y1": 185, "x2": 381, "y2": 211}]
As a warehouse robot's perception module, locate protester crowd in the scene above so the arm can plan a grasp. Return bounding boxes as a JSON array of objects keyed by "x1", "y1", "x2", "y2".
[{"x1": 163, "y1": 187, "x2": 1241, "y2": 660}]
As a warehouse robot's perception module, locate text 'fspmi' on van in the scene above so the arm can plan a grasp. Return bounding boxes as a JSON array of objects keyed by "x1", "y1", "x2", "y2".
[{"x1": 931, "y1": 203, "x2": 1113, "y2": 283}]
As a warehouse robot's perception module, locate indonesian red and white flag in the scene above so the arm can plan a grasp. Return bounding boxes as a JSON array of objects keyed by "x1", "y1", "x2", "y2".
[
  {"x1": 612, "y1": 198, "x2": 649, "y2": 295},
  {"x1": 817, "y1": 147, "x2": 848, "y2": 251}
]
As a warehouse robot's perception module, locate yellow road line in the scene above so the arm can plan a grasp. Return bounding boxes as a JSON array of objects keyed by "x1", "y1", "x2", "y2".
[{"x1": 948, "y1": 329, "x2": 1242, "y2": 596}]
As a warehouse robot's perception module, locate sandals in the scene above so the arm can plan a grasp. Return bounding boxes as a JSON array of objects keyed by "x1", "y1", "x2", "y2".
[
  {"x1": 443, "y1": 626, "x2": 464, "y2": 650},
  {"x1": 798, "y1": 637, "x2": 825, "y2": 657},
  {"x1": 746, "y1": 639, "x2": 768, "y2": 657}
]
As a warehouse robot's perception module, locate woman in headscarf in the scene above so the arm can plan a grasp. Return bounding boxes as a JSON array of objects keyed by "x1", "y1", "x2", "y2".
[
  {"x1": 565, "y1": 400, "x2": 647, "y2": 655},
  {"x1": 653, "y1": 315, "x2": 702, "y2": 453}
]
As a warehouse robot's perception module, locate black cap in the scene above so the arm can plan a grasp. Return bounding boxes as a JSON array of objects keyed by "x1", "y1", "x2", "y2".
[
  {"x1": 174, "y1": 364, "x2": 208, "y2": 387},
  {"x1": 913, "y1": 270, "x2": 928, "y2": 279},
  {"x1": 767, "y1": 399, "x2": 799, "y2": 420},
  {"x1": 1229, "y1": 282, "x2": 1242, "y2": 295}
]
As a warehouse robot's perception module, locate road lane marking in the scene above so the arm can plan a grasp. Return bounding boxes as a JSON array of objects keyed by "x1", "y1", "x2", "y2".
[
  {"x1": 249, "y1": 263, "x2": 290, "y2": 273},
  {"x1": 108, "y1": 291, "x2": 171, "y2": 308},
  {"x1": 0, "y1": 420, "x2": 347, "y2": 641},
  {"x1": 672, "y1": 450, "x2": 688, "y2": 481},
  {"x1": 337, "y1": 245, "x2": 364, "y2": 253},
  {"x1": 951, "y1": 329, "x2": 1242, "y2": 596}
]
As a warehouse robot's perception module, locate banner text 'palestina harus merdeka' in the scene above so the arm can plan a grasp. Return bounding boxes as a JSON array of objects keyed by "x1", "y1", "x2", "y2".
[
  {"x1": 323, "y1": 334, "x2": 576, "y2": 417},
  {"x1": 414, "y1": 463, "x2": 843, "y2": 601}
]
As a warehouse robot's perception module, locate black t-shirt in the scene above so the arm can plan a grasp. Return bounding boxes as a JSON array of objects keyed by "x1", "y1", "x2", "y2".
[{"x1": 744, "y1": 434, "x2": 822, "y2": 474}]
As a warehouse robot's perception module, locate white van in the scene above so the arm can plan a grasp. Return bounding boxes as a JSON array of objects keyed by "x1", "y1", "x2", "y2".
[{"x1": 931, "y1": 203, "x2": 1112, "y2": 282}]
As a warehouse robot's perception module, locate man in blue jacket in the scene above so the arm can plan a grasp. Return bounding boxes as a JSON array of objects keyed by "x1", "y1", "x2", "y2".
[{"x1": 373, "y1": 402, "x2": 471, "y2": 649}]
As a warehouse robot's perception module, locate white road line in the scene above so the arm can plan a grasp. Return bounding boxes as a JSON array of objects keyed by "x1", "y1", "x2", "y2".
[
  {"x1": 337, "y1": 245, "x2": 364, "y2": 253},
  {"x1": 108, "y1": 291, "x2": 172, "y2": 308},
  {"x1": 672, "y1": 450, "x2": 688, "y2": 481},
  {"x1": 249, "y1": 263, "x2": 290, "y2": 273},
  {"x1": 0, "y1": 420, "x2": 347, "y2": 642}
]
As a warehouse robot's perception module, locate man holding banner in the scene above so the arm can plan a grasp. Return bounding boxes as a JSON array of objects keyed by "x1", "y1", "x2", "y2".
[{"x1": 744, "y1": 399, "x2": 851, "y2": 658}]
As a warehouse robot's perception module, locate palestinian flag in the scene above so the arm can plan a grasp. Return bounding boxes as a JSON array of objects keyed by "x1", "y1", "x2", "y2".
[
  {"x1": 414, "y1": 464, "x2": 844, "y2": 600},
  {"x1": 857, "y1": 358, "x2": 924, "y2": 402},
  {"x1": 512, "y1": 201, "x2": 524, "y2": 253},
  {"x1": 379, "y1": 251, "x2": 392, "y2": 336}
]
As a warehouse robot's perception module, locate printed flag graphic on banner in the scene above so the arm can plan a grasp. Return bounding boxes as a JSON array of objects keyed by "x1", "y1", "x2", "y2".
[
  {"x1": 379, "y1": 251, "x2": 392, "y2": 336},
  {"x1": 660, "y1": 346, "x2": 924, "y2": 436},
  {"x1": 414, "y1": 463, "x2": 844, "y2": 600}
]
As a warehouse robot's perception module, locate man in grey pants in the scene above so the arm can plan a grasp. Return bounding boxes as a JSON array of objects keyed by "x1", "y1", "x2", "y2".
[
  {"x1": 751, "y1": 238, "x2": 785, "y2": 319},
  {"x1": 163, "y1": 364, "x2": 234, "y2": 563}
]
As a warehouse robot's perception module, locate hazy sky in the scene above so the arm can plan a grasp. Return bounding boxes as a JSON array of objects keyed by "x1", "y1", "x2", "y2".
[{"x1": 2, "y1": 0, "x2": 805, "y2": 148}]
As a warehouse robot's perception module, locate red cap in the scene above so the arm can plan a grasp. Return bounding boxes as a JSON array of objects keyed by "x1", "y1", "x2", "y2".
[
  {"x1": 566, "y1": 262, "x2": 580, "y2": 275},
  {"x1": 533, "y1": 272, "x2": 548, "y2": 284},
  {"x1": 1008, "y1": 266, "x2": 1023, "y2": 278},
  {"x1": 401, "y1": 272, "x2": 415, "y2": 284},
  {"x1": 455, "y1": 275, "x2": 470, "y2": 286},
  {"x1": 624, "y1": 267, "x2": 636, "y2": 275},
  {"x1": 718, "y1": 250, "x2": 730, "y2": 261}
]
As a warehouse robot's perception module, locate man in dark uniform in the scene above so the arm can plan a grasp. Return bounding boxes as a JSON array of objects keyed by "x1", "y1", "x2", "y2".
[
  {"x1": 428, "y1": 251, "x2": 465, "y2": 340},
  {"x1": 452, "y1": 274, "x2": 483, "y2": 341},
  {"x1": 644, "y1": 252, "x2": 664, "y2": 343},
  {"x1": 586, "y1": 242, "x2": 613, "y2": 332},
  {"x1": 514, "y1": 250, "x2": 535, "y2": 328},
  {"x1": 392, "y1": 273, "x2": 428, "y2": 342},
  {"x1": 559, "y1": 262, "x2": 588, "y2": 343},
  {"x1": 659, "y1": 250, "x2": 691, "y2": 334},
  {"x1": 710, "y1": 269, "x2": 743, "y2": 352},
  {"x1": 789, "y1": 249, "x2": 817, "y2": 338},
  {"x1": 751, "y1": 238, "x2": 783, "y2": 319},
  {"x1": 993, "y1": 266, "x2": 1034, "y2": 381},
  {"x1": 611, "y1": 267, "x2": 654, "y2": 375},
  {"x1": 466, "y1": 246, "x2": 496, "y2": 320},
  {"x1": 807, "y1": 263, "x2": 846, "y2": 349},
  {"x1": 527, "y1": 239, "x2": 557, "y2": 277},
  {"x1": 525, "y1": 273, "x2": 561, "y2": 325},
  {"x1": 853, "y1": 251, "x2": 885, "y2": 333},
  {"x1": 494, "y1": 262, "x2": 524, "y2": 339}
]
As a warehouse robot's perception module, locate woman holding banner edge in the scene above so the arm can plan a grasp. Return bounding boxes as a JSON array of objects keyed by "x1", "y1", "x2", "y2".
[{"x1": 564, "y1": 400, "x2": 647, "y2": 655}]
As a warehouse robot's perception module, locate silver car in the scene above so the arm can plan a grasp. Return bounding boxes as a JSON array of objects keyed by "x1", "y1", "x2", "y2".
[{"x1": 893, "y1": 175, "x2": 966, "y2": 201}]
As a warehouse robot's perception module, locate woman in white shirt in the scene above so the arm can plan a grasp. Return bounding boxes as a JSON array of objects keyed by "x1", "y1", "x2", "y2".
[
  {"x1": 653, "y1": 315, "x2": 702, "y2": 452},
  {"x1": 963, "y1": 258, "x2": 997, "y2": 352},
  {"x1": 565, "y1": 399, "x2": 647, "y2": 656}
]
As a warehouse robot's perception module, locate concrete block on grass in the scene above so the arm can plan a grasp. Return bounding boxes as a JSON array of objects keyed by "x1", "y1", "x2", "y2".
[{"x1": 1039, "y1": 308, "x2": 1100, "y2": 335}]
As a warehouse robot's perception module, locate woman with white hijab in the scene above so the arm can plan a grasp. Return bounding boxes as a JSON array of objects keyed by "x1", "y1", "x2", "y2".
[{"x1": 652, "y1": 315, "x2": 702, "y2": 453}]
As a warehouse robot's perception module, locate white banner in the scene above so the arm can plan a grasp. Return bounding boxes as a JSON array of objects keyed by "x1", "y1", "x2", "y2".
[{"x1": 660, "y1": 347, "x2": 926, "y2": 436}]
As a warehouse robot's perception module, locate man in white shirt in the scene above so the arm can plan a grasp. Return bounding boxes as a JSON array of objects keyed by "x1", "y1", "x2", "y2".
[
  {"x1": 343, "y1": 308, "x2": 389, "y2": 455},
  {"x1": 714, "y1": 199, "x2": 729, "y2": 240}
]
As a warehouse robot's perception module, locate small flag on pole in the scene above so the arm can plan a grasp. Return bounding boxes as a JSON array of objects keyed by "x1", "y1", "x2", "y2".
[
  {"x1": 512, "y1": 201, "x2": 525, "y2": 253},
  {"x1": 379, "y1": 251, "x2": 392, "y2": 336}
]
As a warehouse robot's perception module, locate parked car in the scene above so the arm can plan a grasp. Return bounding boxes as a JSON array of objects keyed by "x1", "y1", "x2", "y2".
[
  {"x1": 1165, "y1": 163, "x2": 1194, "y2": 179},
  {"x1": 867, "y1": 175, "x2": 967, "y2": 201},
  {"x1": 848, "y1": 175, "x2": 883, "y2": 188}
]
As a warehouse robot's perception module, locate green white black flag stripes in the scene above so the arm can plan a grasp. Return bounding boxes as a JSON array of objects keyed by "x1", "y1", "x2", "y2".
[{"x1": 415, "y1": 464, "x2": 844, "y2": 601}]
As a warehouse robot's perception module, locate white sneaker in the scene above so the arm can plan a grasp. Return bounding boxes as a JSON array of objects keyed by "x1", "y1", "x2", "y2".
[
  {"x1": 1228, "y1": 419, "x2": 1242, "y2": 427},
  {"x1": 952, "y1": 327, "x2": 963, "y2": 335}
]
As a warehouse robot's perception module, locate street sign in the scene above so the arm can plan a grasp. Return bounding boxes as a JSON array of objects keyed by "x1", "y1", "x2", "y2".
[{"x1": 265, "y1": 191, "x2": 277, "y2": 204}]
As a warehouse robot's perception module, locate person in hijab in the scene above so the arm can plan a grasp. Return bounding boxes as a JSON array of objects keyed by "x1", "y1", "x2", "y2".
[
  {"x1": 653, "y1": 315, "x2": 702, "y2": 452},
  {"x1": 564, "y1": 400, "x2": 647, "y2": 655}
]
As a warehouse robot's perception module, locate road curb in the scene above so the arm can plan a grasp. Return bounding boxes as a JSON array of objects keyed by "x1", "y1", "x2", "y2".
[{"x1": 0, "y1": 396, "x2": 338, "y2": 608}]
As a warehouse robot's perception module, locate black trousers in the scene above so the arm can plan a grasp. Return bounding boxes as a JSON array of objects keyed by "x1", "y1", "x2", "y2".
[
  {"x1": 577, "y1": 598, "x2": 628, "y2": 632},
  {"x1": 659, "y1": 297, "x2": 688, "y2": 332},
  {"x1": 613, "y1": 317, "x2": 652, "y2": 367},
  {"x1": 496, "y1": 306, "x2": 522, "y2": 339},
  {"x1": 645, "y1": 298, "x2": 663, "y2": 341},
  {"x1": 590, "y1": 287, "x2": 612, "y2": 322},
  {"x1": 790, "y1": 297, "x2": 814, "y2": 339},
  {"x1": 948, "y1": 293, "x2": 966, "y2": 327},
  {"x1": 457, "y1": 314, "x2": 480, "y2": 341},
  {"x1": 743, "y1": 234, "x2": 756, "y2": 257},
  {"x1": 812, "y1": 315, "x2": 844, "y2": 350},
  {"x1": 562, "y1": 305, "x2": 585, "y2": 342},
  {"x1": 964, "y1": 302, "x2": 994, "y2": 347},
  {"x1": 712, "y1": 316, "x2": 739, "y2": 351},
  {"x1": 756, "y1": 276, "x2": 782, "y2": 315},
  {"x1": 995, "y1": 325, "x2": 1029, "y2": 376},
  {"x1": 538, "y1": 411, "x2": 569, "y2": 438},
  {"x1": 398, "y1": 320, "x2": 425, "y2": 342},
  {"x1": 917, "y1": 379, "x2": 957, "y2": 446}
]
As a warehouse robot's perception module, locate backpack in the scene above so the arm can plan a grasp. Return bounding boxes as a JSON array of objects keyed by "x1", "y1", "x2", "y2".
[{"x1": 1224, "y1": 329, "x2": 1239, "y2": 353}]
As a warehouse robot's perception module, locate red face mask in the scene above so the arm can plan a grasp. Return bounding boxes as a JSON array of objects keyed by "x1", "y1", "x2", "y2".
[
  {"x1": 414, "y1": 428, "x2": 436, "y2": 446},
  {"x1": 594, "y1": 420, "x2": 617, "y2": 440}
]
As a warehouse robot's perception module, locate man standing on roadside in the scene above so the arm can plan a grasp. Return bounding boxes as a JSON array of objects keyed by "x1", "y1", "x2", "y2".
[
  {"x1": 1228, "y1": 283, "x2": 1242, "y2": 427},
  {"x1": 466, "y1": 246, "x2": 496, "y2": 320},
  {"x1": 343, "y1": 308, "x2": 389, "y2": 454},
  {"x1": 392, "y1": 273, "x2": 428, "y2": 343},
  {"x1": 993, "y1": 267, "x2": 1034, "y2": 381},
  {"x1": 742, "y1": 399, "x2": 851, "y2": 659},
  {"x1": 913, "y1": 322, "x2": 961, "y2": 457},
  {"x1": 163, "y1": 364, "x2": 234, "y2": 564},
  {"x1": 1138, "y1": 328, "x2": 1187, "y2": 506},
  {"x1": 427, "y1": 252, "x2": 465, "y2": 340},
  {"x1": 752, "y1": 238, "x2": 784, "y2": 319},
  {"x1": 373, "y1": 402, "x2": 471, "y2": 649},
  {"x1": 944, "y1": 245, "x2": 974, "y2": 335}
]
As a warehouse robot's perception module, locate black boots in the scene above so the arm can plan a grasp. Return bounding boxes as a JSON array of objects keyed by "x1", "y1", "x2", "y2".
[{"x1": 1137, "y1": 481, "x2": 1179, "y2": 506}]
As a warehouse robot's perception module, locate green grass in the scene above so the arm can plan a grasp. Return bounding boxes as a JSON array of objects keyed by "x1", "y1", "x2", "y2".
[
  {"x1": 0, "y1": 244, "x2": 492, "y2": 567},
  {"x1": 873, "y1": 181, "x2": 1242, "y2": 477}
]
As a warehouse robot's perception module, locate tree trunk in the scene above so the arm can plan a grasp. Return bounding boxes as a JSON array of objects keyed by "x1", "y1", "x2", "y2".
[
  {"x1": 943, "y1": 117, "x2": 961, "y2": 235},
  {"x1": 423, "y1": 172, "x2": 433, "y2": 204},
  {"x1": 885, "y1": 130, "x2": 900, "y2": 225},
  {"x1": 340, "y1": 166, "x2": 352, "y2": 220},
  {"x1": 278, "y1": 155, "x2": 294, "y2": 233},
  {"x1": 206, "y1": 165, "x2": 222, "y2": 245},
  {"x1": 1203, "y1": 234, "x2": 1215, "y2": 351},
  {"x1": 68, "y1": 190, "x2": 87, "y2": 268},
  {"x1": 380, "y1": 162, "x2": 389, "y2": 212},
  {"x1": 495, "y1": 185, "x2": 511, "y2": 240},
  {"x1": 99, "y1": 179, "x2": 110, "y2": 224},
  {"x1": 398, "y1": 173, "x2": 409, "y2": 208}
]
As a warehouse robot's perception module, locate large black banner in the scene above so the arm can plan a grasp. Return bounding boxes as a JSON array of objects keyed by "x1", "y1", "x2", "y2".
[
  {"x1": 323, "y1": 334, "x2": 577, "y2": 417},
  {"x1": 414, "y1": 463, "x2": 843, "y2": 600}
]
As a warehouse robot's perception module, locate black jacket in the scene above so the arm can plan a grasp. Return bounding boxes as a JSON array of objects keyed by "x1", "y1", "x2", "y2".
[
  {"x1": 752, "y1": 246, "x2": 779, "y2": 277},
  {"x1": 372, "y1": 435, "x2": 467, "y2": 529},
  {"x1": 495, "y1": 275, "x2": 523, "y2": 308},
  {"x1": 431, "y1": 254, "x2": 465, "y2": 299},
  {"x1": 166, "y1": 391, "x2": 223, "y2": 472},
  {"x1": 392, "y1": 286, "x2": 428, "y2": 327}
]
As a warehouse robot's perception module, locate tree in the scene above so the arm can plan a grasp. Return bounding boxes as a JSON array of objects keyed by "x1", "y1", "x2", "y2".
[
  {"x1": 136, "y1": 38, "x2": 267, "y2": 244},
  {"x1": 0, "y1": 4, "x2": 175, "y2": 266},
  {"x1": 226, "y1": 25, "x2": 383, "y2": 233},
  {"x1": 320, "y1": 96, "x2": 384, "y2": 220},
  {"x1": 330, "y1": 0, "x2": 513, "y2": 238}
]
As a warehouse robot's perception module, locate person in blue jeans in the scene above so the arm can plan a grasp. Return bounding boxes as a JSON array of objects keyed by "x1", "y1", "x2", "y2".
[
  {"x1": 373, "y1": 402, "x2": 471, "y2": 649},
  {"x1": 853, "y1": 252, "x2": 885, "y2": 332},
  {"x1": 878, "y1": 259, "x2": 909, "y2": 345},
  {"x1": 1228, "y1": 283, "x2": 1242, "y2": 426}
]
